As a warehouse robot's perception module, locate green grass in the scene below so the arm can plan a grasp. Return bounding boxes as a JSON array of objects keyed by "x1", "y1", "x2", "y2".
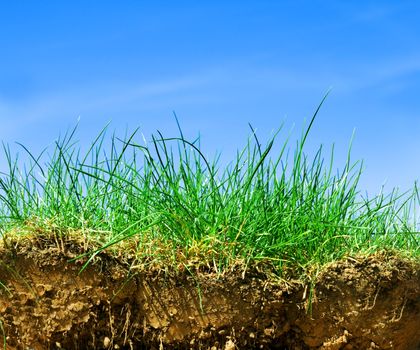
[{"x1": 0, "y1": 103, "x2": 419, "y2": 274}]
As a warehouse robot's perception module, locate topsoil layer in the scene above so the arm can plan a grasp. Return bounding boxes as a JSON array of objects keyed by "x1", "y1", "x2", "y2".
[{"x1": 0, "y1": 235, "x2": 419, "y2": 350}]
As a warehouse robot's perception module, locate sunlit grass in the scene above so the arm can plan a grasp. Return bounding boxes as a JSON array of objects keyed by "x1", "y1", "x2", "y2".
[{"x1": 0, "y1": 103, "x2": 418, "y2": 273}]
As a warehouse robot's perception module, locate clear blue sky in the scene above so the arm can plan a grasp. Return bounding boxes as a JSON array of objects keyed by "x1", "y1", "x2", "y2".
[{"x1": 0, "y1": 1, "x2": 419, "y2": 196}]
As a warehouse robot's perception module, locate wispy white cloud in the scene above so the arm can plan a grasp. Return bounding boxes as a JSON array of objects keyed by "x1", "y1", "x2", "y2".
[
  {"x1": 244, "y1": 55, "x2": 420, "y2": 95},
  {"x1": 332, "y1": 55, "x2": 420, "y2": 93},
  {"x1": 1, "y1": 54, "x2": 419, "y2": 141},
  {"x1": 351, "y1": 5, "x2": 395, "y2": 22},
  {"x1": 0, "y1": 73, "x2": 216, "y2": 136},
  {"x1": 210, "y1": 55, "x2": 420, "y2": 96}
]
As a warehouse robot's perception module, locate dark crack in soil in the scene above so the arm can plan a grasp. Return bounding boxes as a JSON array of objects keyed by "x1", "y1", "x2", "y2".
[{"x1": 0, "y1": 236, "x2": 419, "y2": 350}]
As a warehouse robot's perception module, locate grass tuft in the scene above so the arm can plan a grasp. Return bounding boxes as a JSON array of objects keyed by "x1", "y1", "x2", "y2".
[{"x1": 0, "y1": 110, "x2": 418, "y2": 274}]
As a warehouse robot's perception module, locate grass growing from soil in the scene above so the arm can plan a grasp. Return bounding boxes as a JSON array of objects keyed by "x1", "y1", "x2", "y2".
[{"x1": 0, "y1": 105, "x2": 419, "y2": 276}]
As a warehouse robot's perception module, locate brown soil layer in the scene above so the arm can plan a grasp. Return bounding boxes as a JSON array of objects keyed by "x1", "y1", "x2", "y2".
[{"x1": 0, "y1": 236, "x2": 419, "y2": 350}]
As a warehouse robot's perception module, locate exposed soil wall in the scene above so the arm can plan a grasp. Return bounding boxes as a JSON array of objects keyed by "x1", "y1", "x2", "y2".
[{"x1": 0, "y1": 236, "x2": 419, "y2": 349}]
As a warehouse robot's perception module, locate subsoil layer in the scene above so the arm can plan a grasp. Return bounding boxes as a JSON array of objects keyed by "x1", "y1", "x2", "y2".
[{"x1": 0, "y1": 235, "x2": 419, "y2": 350}]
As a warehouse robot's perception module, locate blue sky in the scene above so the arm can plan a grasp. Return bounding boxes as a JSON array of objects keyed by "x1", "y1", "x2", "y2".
[{"x1": 0, "y1": 1, "x2": 419, "y2": 196}]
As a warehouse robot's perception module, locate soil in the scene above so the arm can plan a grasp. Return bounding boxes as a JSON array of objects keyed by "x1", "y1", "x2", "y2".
[{"x1": 0, "y1": 235, "x2": 419, "y2": 350}]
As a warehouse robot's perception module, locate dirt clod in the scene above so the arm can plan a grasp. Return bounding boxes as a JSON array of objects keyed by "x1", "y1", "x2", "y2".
[{"x1": 0, "y1": 237, "x2": 418, "y2": 349}]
